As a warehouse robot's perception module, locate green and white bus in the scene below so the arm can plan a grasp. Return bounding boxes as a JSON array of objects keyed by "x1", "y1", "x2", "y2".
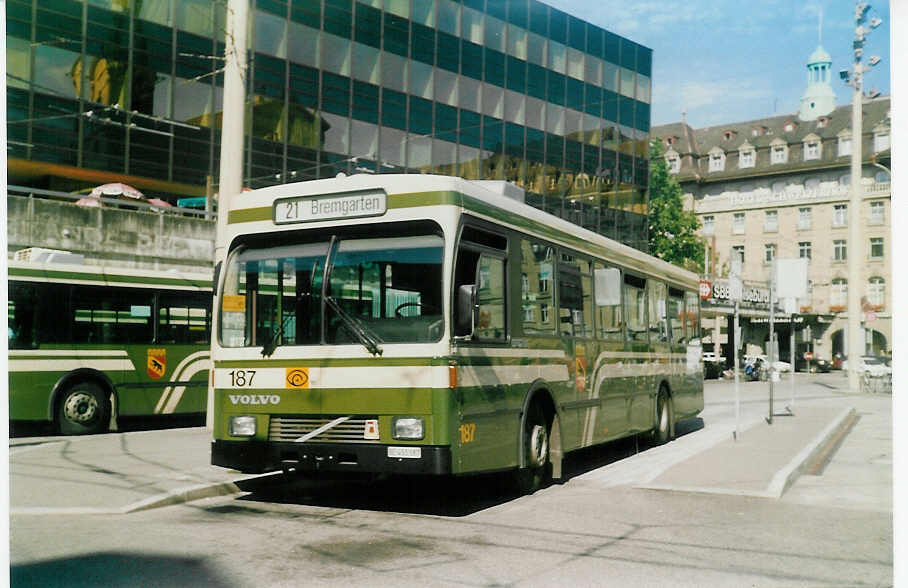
[
  {"x1": 210, "y1": 175, "x2": 703, "y2": 492},
  {"x1": 8, "y1": 249, "x2": 212, "y2": 434}
]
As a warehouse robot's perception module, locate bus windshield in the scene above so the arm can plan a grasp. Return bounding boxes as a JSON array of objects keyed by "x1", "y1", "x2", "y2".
[{"x1": 219, "y1": 225, "x2": 444, "y2": 350}]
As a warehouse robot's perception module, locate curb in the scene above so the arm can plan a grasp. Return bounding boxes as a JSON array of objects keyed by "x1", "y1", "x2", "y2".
[{"x1": 10, "y1": 472, "x2": 280, "y2": 516}]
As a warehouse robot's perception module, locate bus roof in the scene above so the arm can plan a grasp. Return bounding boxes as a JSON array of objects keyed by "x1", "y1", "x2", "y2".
[
  {"x1": 227, "y1": 174, "x2": 699, "y2": 291},
  {"x1": 8, "y1": 258, "x2": 212, "y2": 291}
]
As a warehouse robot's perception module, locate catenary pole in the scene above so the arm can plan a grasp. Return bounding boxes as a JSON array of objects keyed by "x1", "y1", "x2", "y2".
[{"x1": 209, "y1": 0, "x2": 248, "y2": 430}]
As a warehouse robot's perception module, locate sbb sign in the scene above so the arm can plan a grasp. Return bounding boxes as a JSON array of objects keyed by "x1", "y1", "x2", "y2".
[{"x1": 708, "y1": 280, "x2": 771, "y2": 305}]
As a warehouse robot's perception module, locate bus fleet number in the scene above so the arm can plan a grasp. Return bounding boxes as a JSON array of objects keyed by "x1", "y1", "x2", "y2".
[
  {"x1": 229, "y1": 370, "x2": 257, "y2": 387},
  {"x1": 459, "y1": 423, "x2": 476, "y2": 444}
]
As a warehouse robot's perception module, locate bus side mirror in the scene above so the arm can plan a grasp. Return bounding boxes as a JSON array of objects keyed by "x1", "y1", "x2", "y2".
[{"x1": 455, "y1": 284, "x2": 477, "y2": 337}]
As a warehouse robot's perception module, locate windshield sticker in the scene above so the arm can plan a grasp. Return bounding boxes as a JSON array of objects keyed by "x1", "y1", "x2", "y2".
[{"x1": 222, "y1": 295, "x2": 246, "y2": 312}]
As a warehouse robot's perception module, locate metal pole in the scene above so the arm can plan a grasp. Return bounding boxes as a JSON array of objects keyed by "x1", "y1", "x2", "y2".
[
  {"x1": 847, "y1": 63, "x2": 863, "y2": 394},
  {"x1": 789, "y1": 314, "x2": 796, "y2": 412},
  {"x1": 767, "y1": 278, "x2": 774, "y2": 424},
  {"x1": 209, "y1": 0, "x2": 248, "y2": 431},
  {"x1": 734, "y1": 299, "x2": 740, "y2": 440}
]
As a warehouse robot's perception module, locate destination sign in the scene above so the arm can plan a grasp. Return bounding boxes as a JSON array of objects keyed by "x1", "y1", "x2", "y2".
[{"x1": 274, "y1": 191, "x2": 387, "y2": 224}]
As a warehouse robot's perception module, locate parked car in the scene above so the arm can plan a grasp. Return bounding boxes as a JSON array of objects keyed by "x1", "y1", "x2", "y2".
[
  {"x1": 795, "y1": 355, "x2": 831, "y2": 373},
  {"x1": 842, "y1": 356, "x2": 892, "y2": 376},
  {"x1": 742, "y1": 354, "x2": 791, "y2": 374}
]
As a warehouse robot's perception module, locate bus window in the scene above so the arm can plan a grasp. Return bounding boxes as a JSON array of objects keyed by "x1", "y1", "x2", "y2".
[
  {"x1": 72, "y1": 286, "x2": 154, "y2": 344},
  {"x1": 594, "y1": 263, "x2": 623, "y2": 342},
  {"x1": 475, "y1": 255, "x2": 506, "y2": 340},
  {"x1": 557, "y1": 252, "x2": 593, "y2": 338},
  {"x1": 648, "y1": 280, "x2": 668, "y2": 343},
  {"x1": 624, "y1": 274, "x2": 647, "y2": 343},
  {"x1": 684, "y1": 290, "x2": 700, "y2": 341},
  {"x1": 520, "y1": 240, "x2": 555, "y2": 335},
  {"x1": 668, "y1": 287, "x2": 685, "y2": 345},
  {"x1": 159, "y1": 291, "x2": 212, "y2": 344}
]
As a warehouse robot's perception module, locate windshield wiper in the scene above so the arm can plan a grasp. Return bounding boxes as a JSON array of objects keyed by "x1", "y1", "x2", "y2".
[
  {"x1": 324, "y1": 295, "x2": 384, "y2": 356},
  {"x1": 319, "y1": 234, "x2": 383, "y2": 356},
  {"x1": 262, "y1": 258, "x2": 320, "y2": 358}
]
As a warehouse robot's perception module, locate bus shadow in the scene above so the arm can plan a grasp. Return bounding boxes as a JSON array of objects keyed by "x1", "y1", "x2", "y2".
[
  {"x1": 9, "y1": 414, "x2": 205, "y2": 438},
  {"x1": 235, "y1": 417, "x2": 706, "y2": 517}
]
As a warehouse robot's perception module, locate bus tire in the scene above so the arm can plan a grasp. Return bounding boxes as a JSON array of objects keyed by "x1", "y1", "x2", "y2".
[
  {"x1": 514, "y1": 403, "x2": 551, "y2": 494},
  {"x1": 653, "y1": 389, "x2": 673, "y2": 445},
  {"x1": 56, "y1": 381, "x2": 110, "y2": 435}
]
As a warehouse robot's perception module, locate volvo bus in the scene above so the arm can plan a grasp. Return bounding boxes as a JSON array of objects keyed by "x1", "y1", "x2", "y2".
[
  {"x1": 8, "y1": 249, "x2": 212, "y2": 434},
  {"x1": 210, "y1": 175, "x2": 703, "y2": 492}
]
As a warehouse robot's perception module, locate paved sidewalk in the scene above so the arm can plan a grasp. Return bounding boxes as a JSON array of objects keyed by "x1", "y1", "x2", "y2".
[
  {"x1": 9, "y1": 427, "x2": 271, "y2": 515},
  {"x1": 639, "y1": 405, "x2": 855, "y2": 498}
]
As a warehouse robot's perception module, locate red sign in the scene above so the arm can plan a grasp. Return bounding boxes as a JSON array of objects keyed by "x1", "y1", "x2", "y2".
[
  {"x1": 804, "y1": 352, "x2": 813, "y2": 361},
  {"x1": 699, "y1": 280, "x2": 712, "y2": 299}
]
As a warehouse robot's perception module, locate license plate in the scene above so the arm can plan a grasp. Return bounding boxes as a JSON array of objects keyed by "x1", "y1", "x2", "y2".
[{"x1": 387, "y1": 446, "x2": 421, "y2": 459}]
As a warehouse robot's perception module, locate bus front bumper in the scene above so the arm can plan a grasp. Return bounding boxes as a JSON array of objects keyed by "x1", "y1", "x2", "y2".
[{"x1": 211, "y1": 440, "x2": 452, "y2": 476}]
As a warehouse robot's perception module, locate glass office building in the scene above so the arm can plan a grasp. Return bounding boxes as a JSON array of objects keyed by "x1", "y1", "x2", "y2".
[{"x1": 7, "y1": 0, "x2": 653, "y2": 250}]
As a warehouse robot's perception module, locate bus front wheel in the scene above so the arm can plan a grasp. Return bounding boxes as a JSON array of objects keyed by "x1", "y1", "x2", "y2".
[
  {"x1": 514, "y1": 403, "x2": 551, "y2": 494},
  {"x1": 57, "y1": 382, "x2": 110, "y2": 435}
]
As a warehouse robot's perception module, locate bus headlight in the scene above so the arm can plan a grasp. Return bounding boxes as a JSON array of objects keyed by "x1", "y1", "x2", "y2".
[
  {"x1": 392, "y1": 417, "x2": 424, "y2": 440},
  {"x1": 229, "y1": 416, "x2": 257, "y2": 437}
]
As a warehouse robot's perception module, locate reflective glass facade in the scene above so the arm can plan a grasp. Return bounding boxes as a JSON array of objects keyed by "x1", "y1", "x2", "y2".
[{"x1": 7, "y1": 0, "x2": 652, "y2": 250}]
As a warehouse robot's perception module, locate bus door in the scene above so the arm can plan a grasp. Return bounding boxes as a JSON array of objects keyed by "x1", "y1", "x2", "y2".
[
  {"x1": 622, "y1": 274, "x2": 649, "y2": 435},
  {"x1": 452, "y1": 226, "x2": 511, "y2": 472},
  {"x1": 556, "y1": 253, "x2": 594, "y2": 448}
]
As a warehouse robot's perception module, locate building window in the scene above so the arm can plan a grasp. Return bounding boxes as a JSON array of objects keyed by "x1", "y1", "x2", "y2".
[
  {"x1": 666, "y1": 155, "x2": 680, "y2": 174},
  {"x1": 709, "y1": 151, "x2": 725, "y2": 172},
  {"x1": 838, "y1": 135, "x2": 851, "y2": 157},
  {"x1": 831, "y1": 278, "x2": 847, "y2": 307},
  {"x1": 833, "y1": 204, "x2": 847, "y2": 227},
  {"x1": 764, "y1": 210, "x2": 778, "y2": 232},
  {"x1": 732, "y1": 245, "x2": 745, "y2": 265},
  {"x1": 739, "y1": 149, "x2": 755, "y2": 168},
  {"x1": 799, "y1": 241, "x2": 812, "y2": 259},
  {"x1": 764, "y1": 243, "x2": 776, "y2": 263},
  {"x1": 798, "y1": 207, "x2": 812, "y2": 230},
  {"x1": 772, "y1": 181, "x2": 786, "y2": 194},
  {"x1": 839, "y1": 174, "x2": 851, "y2": 186},
  {"x1": 868, "y1": 277, "x2": 885, "y2": 308},
  {"x1": 874, "y1": 131, "x2": 890, "y2": 153},
  {"x1": 732, "y1": 212, "x2": 745, "y2": 234},
  {"x1": 870, "y1": 237, "x2": 884, "y2": 259},
  {"x1": 702, "y1": 215, "x2": 715, "y2": 235},
  {"x1": 771, "y1": 144, "x2": 788, "y2": 164},
  {"x1": 804, "y1": 140, "x2": 820, "y2": 160},
  {"x1": 833, "y1": 239, "x2": 847, "y2": 262},
  {"x1": 784, "y1": 122, "x2": 796, "y2": 133},
  {"x1": 874, "y1": 170, "x2": 890, "y2": 184},
  {"x1": 869, "y1": 201, "x2": 885, "y2": 225}
]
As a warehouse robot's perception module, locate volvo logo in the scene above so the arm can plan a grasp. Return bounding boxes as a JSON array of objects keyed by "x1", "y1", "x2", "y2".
[{"x1": 229, "y1": 394, "x2": 281, "y2": 405}]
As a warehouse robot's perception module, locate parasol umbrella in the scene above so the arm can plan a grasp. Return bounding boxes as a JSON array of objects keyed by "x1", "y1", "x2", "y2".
[
  {"x1": 90, "y1": 182, "x2": 145, "y2": 201},
  {"x1": 146, "y1": 198, "x2": 172, "y2": 208},
  {"x1": 75, "y1": 195, "x2": 103, "y2": 208}
]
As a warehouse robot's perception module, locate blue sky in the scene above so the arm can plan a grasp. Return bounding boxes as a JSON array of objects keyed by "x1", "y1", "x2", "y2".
[{"x1": 544, "y1": 0, "x2": 892, "y2": 128}]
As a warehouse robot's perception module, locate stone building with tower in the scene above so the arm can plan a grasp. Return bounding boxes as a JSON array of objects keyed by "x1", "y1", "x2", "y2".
[{"x1": 652, "y1": 41, "x2": 891, "y2": 366}]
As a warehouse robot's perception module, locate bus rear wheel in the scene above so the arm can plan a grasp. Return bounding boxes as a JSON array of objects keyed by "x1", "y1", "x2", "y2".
[
  {"x1": 653, "y1": 390, "x2": 673, "y2": 445},
  {"x1": 514, "y1": 403, "x2": 551, "y2": 494},
  {"x1": 57, "y1": 382, "x2": 110, "y2": 435}
]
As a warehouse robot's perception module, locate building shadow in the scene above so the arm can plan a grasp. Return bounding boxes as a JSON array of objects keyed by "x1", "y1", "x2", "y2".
[{"x1": 11, "y1": 553, "x2": 234, "y2": 587}]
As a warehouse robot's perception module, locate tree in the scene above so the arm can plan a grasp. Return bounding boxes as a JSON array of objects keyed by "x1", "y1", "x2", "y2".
[{"x1": 647, "y1": 139, "x2": 704, "y2": 273}]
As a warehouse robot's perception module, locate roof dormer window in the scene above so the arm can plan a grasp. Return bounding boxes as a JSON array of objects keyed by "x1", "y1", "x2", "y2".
[
  {"x1": 803, "y1": 133, "x2": 822, "y2": 161},
  {"x1": 708, "y1": 147, "x2": 726, "y2": 172},
  {"x1": 838, "y1": 129, "x2": 852, "y2": 157},
  {"x1": 752, "y1": 125, "x2": 766, "y2": 137},
  {"x1": 873, "y1": 124, "x2": 890, "y2": 153},
  {"x1": 783, "y1": 121, "x2": 797, "y2": 133},
  {"x1": 770, "y1": 139, "x2": 788, "y2": 164},
  {"x1": 664, "y1": 136, "x2": 675, "y2": 147},
  {"x1": 738, "y1": 140, "x2": 755, "y2": 169},
  {"x1": 723, "y1": 130, "x2": 737, "y2": 142},
  {"x1": 817, "y1": 116, "x2": 830, "y2": 128}
]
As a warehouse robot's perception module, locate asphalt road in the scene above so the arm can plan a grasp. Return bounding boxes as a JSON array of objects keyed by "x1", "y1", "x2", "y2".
[{"x1": 10, "y1": 374, "x2": 893, "y2": 587}]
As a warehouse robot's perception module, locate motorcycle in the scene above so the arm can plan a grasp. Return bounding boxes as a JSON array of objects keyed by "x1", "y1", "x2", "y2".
[{"x1": 744, "y1": 356, "x2": 764, "y2": 381}]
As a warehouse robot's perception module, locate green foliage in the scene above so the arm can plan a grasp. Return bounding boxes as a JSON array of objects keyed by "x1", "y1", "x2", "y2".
[{"x1": 648, "y1": 140, "x2": 704, "y2": 273}]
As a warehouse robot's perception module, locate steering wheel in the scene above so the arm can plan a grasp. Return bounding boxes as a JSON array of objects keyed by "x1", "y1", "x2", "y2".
[{"x1": 394, "y1": 302, "x2": 434, "y2": 318}]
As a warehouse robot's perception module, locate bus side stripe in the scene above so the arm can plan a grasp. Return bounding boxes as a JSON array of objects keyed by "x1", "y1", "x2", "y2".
[{"x1": 8, "y1": 359, "x2": 135, "y2": 372}]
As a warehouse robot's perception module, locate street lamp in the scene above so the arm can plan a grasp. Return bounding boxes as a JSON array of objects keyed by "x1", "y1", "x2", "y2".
[{"x1": 842, "y1": 1, "x2": 883, "y2": 393}]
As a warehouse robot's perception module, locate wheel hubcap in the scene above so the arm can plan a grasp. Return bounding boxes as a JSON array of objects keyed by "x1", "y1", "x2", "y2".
[
  {"x1": 64, "y1": 392, "x2": 98, "y2": 423},
  {"x1": 528, "y1": 424, "x2": 548, "y2": 468}
]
